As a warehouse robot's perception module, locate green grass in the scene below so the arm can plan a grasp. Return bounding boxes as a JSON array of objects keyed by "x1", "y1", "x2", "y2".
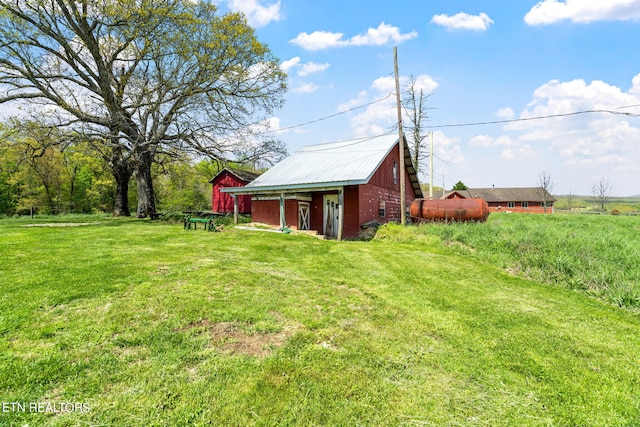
[
  {"x1": 1, "y1": 215, "x2": 640, "y2": 426},
  {"x1": 399, "y1": 213, "x2": 640, "y2": 309}
]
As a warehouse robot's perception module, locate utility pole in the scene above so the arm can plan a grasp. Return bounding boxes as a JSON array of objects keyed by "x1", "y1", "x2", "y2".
[
  {"x1": 429, "y1": 131, "x2": 434, "y2": 199},
  {"x1": 394, "y1": 46, "x2": 406, "y2": 225}
]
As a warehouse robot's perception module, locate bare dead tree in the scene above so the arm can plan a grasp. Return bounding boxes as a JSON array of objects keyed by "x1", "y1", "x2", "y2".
[
  {"x1": 591, "y1": 177, "x2": 613, "y2": 212},
  {"x1": 536, "y1": 171, "x2": 555, "y2": 213},
  {"x1": 402, "y1": 75, "x2": 433, "y2": 176}
]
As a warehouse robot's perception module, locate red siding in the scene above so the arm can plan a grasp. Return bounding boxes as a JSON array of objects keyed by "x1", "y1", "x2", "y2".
[
  {"x1": 211, "y1": 171, "x2": 252, "y2": 214},
  {"x1": 310, "y1": 193, "x2": 324, "y2": 232},
  {"x1": 360, "y1": 143, "x2": 416, "y2": 226},
  {"x1": 251, "y1": 199, "x2": 298, "y2": 228},
  {"x1": 252, "y1": 199, "x2": 277, "y2": 225},
  {"x1": 490, "y1": 202, "x2": 554, "y2": 214},
  {"x1": 343, "y1": 186, "x2": 360, "y2": 238}
]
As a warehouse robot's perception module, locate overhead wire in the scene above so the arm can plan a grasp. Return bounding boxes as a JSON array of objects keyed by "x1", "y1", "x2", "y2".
[
  {"x1": 259, "y1": 92, "x2": 394, "y2": 135},
  {"x1": 427, "y1": 108, "x2": 640, "y2": 129},
  {"x1": 254, "y1": 87, "x2": 640, "y2": 146}
]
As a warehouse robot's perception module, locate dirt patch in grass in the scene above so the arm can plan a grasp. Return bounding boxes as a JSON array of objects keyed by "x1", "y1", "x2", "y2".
[{"x1": 182, "y1": 319, "x2": 301, "y2": 357}]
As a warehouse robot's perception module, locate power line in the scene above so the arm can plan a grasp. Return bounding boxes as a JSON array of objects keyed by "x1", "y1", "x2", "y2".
[
  {"x1": 260, "y1": 92, "x2": 394, "y2": 134},
  {"x1": 427, "y1": 108, "x2": 640, "y2": 130}
]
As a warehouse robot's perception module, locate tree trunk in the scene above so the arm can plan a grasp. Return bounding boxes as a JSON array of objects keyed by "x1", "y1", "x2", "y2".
[
  {"x1": 135, "y1": 149, "x2": 156, "y2": 218},
  {"x1": 112, "y1": 161, "x2": 132, "y2": 217}
]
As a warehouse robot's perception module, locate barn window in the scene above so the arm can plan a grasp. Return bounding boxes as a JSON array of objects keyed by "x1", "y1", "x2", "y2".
[
  {"x1": 508, "y1": 202, "x2": 515, "y2": 208},
  {"x1": 393, "y1": 162, "x2": 398, "y2": 185},
  {"x1": 521, "y1": 202, "x2": 529, "y2": 208},
  {"x1": 378, "y1": 200, "x2": 386, "y2": 217}
]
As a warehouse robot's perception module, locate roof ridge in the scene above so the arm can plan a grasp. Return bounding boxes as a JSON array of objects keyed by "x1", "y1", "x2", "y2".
[{"x1": 299, "y1": 132, "x2": 396, "y2": 152}]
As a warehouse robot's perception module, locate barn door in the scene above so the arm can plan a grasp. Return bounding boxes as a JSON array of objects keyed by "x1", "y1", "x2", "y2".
[
  {"x1": 323, "y1": 194, "x2": 340, "y2": 238},
  {"x1": 298, "y1": 202, "x2": 310, "y2": 230}
]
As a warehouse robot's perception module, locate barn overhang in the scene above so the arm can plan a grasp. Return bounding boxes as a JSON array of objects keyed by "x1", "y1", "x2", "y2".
[
  {"x1": 219, "y1": 181, "x2": 363, "y2": 195},
  {"x1": 223, "y1": 185, "x2": 346, "y2": 241}
]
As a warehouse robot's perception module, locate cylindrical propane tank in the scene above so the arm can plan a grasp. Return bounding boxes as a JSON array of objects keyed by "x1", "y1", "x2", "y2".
[{"x1": 409, "y1": 198, "x2": 490, "y2": 222}]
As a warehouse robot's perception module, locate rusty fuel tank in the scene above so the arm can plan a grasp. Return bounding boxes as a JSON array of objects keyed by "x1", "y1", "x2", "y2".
[{"x1": 410, "y1": 198, "x2": 490, "y2": 222}]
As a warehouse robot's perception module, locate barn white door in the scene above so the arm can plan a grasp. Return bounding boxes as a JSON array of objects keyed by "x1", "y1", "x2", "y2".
[
  {"x1": 323, "y1": 194, "x2": 340, "y2": 238},
  {"x1": 298, "y1": 202, "x2": 310, "y2": 230}
]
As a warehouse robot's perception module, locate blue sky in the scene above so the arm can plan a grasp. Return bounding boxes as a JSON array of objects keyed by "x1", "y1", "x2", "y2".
[{"x1": 217, "y1": 0, "x2": 640, "y2": 197}]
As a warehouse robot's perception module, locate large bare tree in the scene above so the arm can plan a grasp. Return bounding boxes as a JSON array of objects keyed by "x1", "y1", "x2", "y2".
[
  {"x1": 0, "y1": 0, "x2": 286, "y2": 216},
  {"x1": 402, "y1": 75, "x2": 433, "y2": 176}
]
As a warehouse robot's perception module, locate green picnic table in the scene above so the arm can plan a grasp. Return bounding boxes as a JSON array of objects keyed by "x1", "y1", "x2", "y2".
[{"x1": 183, "y1": 215, "x2": 214, "y2": 231}]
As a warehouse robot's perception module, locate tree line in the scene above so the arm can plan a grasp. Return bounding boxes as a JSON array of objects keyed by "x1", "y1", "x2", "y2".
[{"x1": 0, "y1": 124, "x2": 261, "y2": 216}]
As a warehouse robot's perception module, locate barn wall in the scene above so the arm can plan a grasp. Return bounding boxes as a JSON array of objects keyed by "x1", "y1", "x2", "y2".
[
  {"x1": 310, "y1": 193, "x2": 324, "y2": 233},
  {"x1": 251, "y1": 200, "x2": 279, "y2": 225},
  {"x1": 343, "y1": 186, "x2": 360, "y2": 238},
  {"x1": 359, "y1": 143, "x2": 416, "y2": 227},
  {"x1": 284, "y1": 200, "x2": 298, "y2": 228},
  {"x1": 368, "y1": 143, "x2": 400, "y2": 189},
  {"x1": 358, "y1": 183, "x2": 401, "y2": 223},
  {"x1": 251, "y1": 199, "x2": 299, "y2": 228},
  {"x1": 212, "y1": 172, "x2": 252, "y2": 213}
]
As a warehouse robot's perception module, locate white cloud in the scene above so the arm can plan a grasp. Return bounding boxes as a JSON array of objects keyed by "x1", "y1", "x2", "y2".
[
  {"x1": 371, "y1": 74, "x2": 438, "y2": 94},
  {"x1": 280, "y1": 57, "x2": 300, "y2": 73},
  {"x1": 525, "y1": 0, "x2": 640, "y2": 25},
  {"x1": 496, "y1": 107, "x2": 515, "y2": 119},
  {"x1": 412, "y1": 74, "x2": 440, "y2": 94},
  {"x1": 337, "y1": 91, "x2": 368, "y2": 113},
  {"x1": 290, "y1": 22, "x2": 417, "y2": 51},
  {"x1": 293, "y1": 83, "x2": 320, "y2": 94},
  {"x1": 298, "y1": 62, "x2": 330, "y2": 76},
  {"x1": 432, "y1": 130, "x2": 465, "y2": 164},
  {"x1": 511, "y1": 77, "x2": 640, "y2": 128},
  {"x1": 500, "y1": 145, "x2": 539, "y2": 160},
  {"x1": 348, "y1": 22, "x2": 418, "y2": 46},
  {"x1": 371, "y1": 76, "x2": 396, "y2": 93},
  {"x1": 501, "y1": 73, "x2": 640, "y2": 175},
  {"x1": 431, "y1": 12, "x2": 494, "y2": 31},
  {"x1": 280, "y1": 57, "x2": 329, "y2": 77},
  {"x1": 290, "y1": 31, "x2": 345, "y2": 51},
  {"x1": 227, "y1": 0, "x2": 282, "y2": 28},
  {"x1": 261, "y1": 116, "x2": 283, "y2": 135},
  {"x1": 344, "y1": 74, "x2": 438, "y2": 138},
  {"x1": 469, "y1": 134, "x2": 513, "y2": 147},
  {"x1": 469, "y1": 134, "x2": 494, "y2": 147}
]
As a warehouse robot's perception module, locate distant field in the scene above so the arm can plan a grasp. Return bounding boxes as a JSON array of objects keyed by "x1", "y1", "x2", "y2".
[
  {"x1": 1, "y1": 215, "x2": 639, "y2": 426},
  {"x1": 554, "y1": 194, "x2": 640, "y2": 213}
]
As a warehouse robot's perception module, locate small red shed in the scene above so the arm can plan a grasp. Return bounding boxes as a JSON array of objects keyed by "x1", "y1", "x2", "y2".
[{"x1": 209, "y1": 167, "x2": 260, "y2": 214}]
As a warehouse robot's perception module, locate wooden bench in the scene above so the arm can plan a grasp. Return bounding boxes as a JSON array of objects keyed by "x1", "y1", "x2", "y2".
[
  {"x1": 149, "y1": 212, "x2": 162, "y2": 220},
  {"x1": 184, "y1": 215, "x2": 214, "y2": 231}
]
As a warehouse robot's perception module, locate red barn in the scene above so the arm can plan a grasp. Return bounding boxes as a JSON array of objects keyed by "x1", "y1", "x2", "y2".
[
  {"x1": 221, "y1": 134, "x2": 422, "y2": 240},
  {"x1": 209, "y1": 167, "x2": 260, "y2": 214}
]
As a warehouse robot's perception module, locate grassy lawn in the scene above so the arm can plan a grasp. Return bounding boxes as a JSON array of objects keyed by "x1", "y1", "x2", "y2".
[{"x1": 1, "y1": 214, "x2": 639, "y2": 426}]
